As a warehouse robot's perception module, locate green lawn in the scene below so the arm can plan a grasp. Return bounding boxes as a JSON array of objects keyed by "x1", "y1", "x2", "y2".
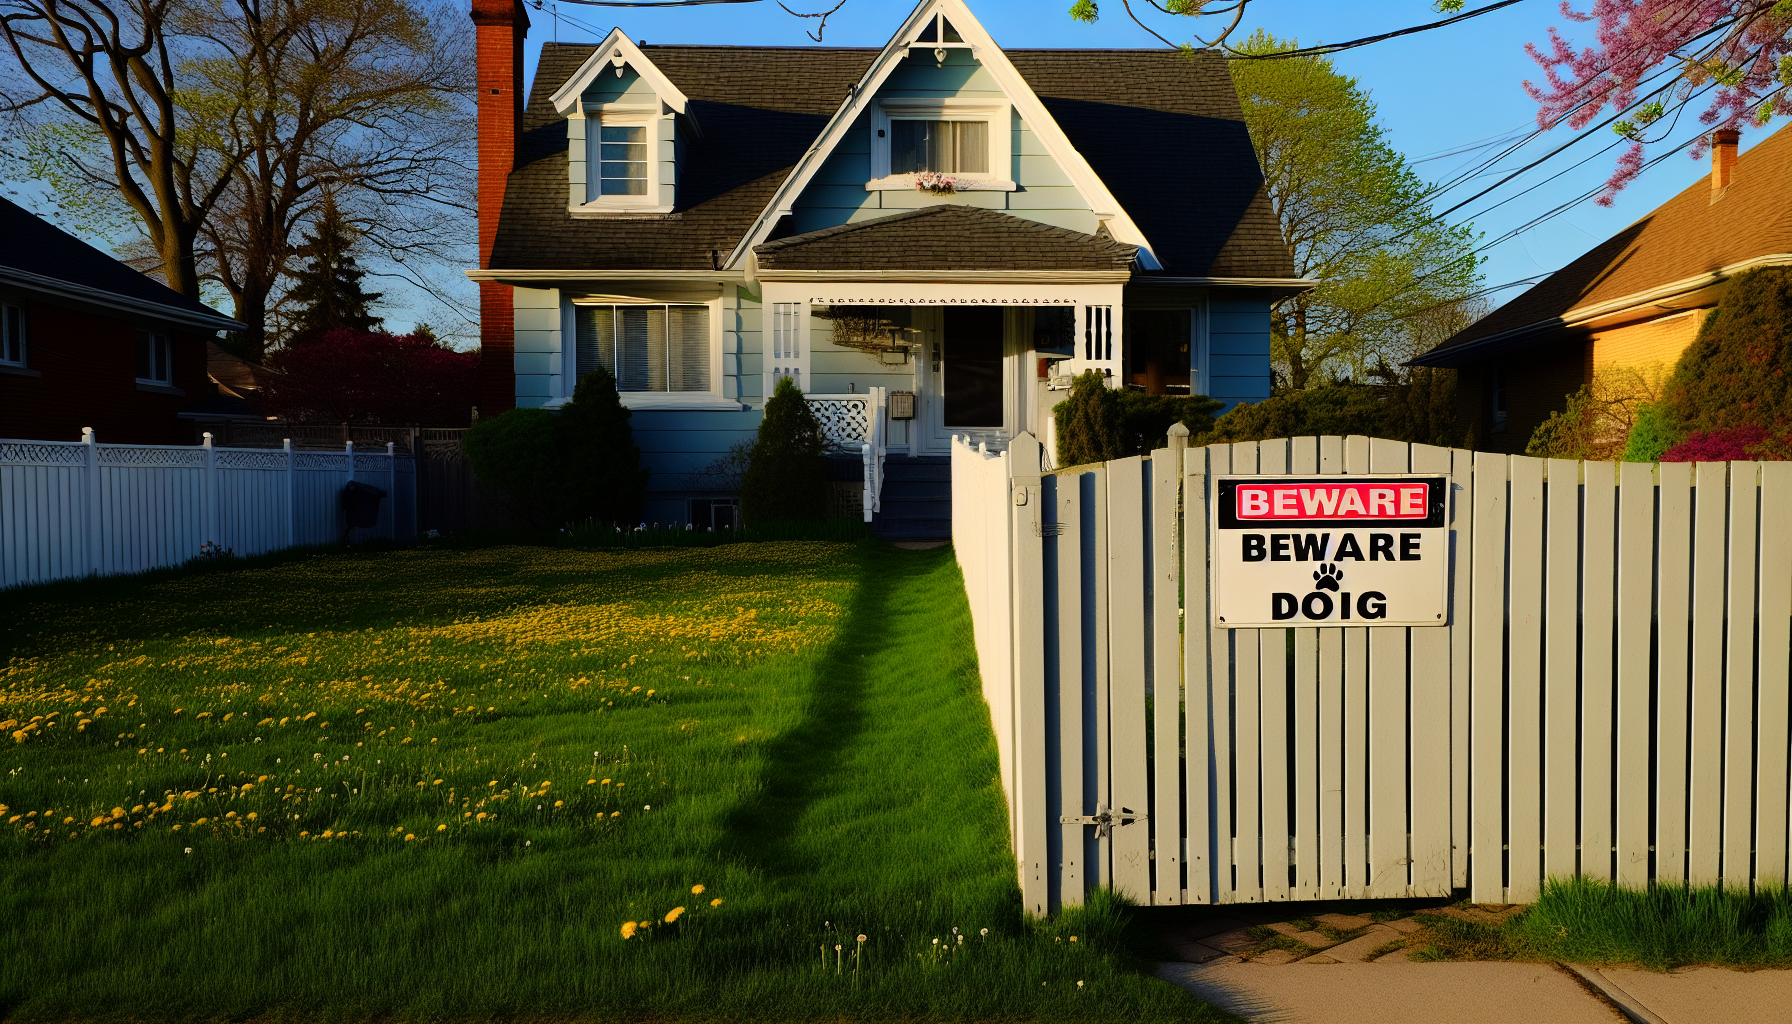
[{"x1": 0, "y1": 541, "x2": 1224, "y2": 1023}]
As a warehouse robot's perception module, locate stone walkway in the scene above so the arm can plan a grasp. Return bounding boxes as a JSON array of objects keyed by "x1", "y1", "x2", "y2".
[{"x1": 1153, "y1": 902, "x2": 1792, "y2": 1023}]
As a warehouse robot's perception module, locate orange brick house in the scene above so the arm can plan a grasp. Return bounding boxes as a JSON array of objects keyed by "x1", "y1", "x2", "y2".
[{"x1": 1413, "y1": 124, "x2": 1792, "y2": 451}]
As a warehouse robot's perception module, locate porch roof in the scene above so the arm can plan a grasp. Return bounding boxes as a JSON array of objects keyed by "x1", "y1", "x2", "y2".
[{"x1": 753, "y1": 205, "x2": 1137, "y2": 272}]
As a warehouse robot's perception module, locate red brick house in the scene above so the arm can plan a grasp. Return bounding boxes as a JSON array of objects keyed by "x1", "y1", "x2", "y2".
[{"x1": 0, "y1": 198, "x2": 246, "y2": 444}]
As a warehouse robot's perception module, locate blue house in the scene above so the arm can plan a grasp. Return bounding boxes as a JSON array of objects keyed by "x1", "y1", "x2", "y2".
[{"x1": 470, "y1": 0, "x2": 1302, "y2": 535}]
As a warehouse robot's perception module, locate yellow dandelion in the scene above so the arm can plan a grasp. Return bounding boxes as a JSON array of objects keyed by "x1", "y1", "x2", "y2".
[
  {"x1": 433, "y1": 780, "x2": 443, "y2": 786},
  {"x1": 587, "y1": 779, "x2": 596, "y2": 785},
  {"x1": 664, "y1": 907, "x2": 685, "y2": 924},
  {"x1": 602, "y1": 779, "x2": 612, "y2": 785},
  {"x1": 437, "y1": 824, "x2": 447, "y2": 832},
  {"x1": 404, "y1": 834, "x2": 415, "y2": 841},
  {"x1": 1070, "y1": 936, "x2": 1078, "y2": 943},
  {"x1": 620, "y1": 921, "x2": 637, "y2": 940},
  {"x1": 710, "y1": 898, "x2": 723, "y2": 907},
  {"x1": 195, "y1": 817, "x2": 208, "y2": 825},
  {"x1": 554, "y1": 800, "x2": 564, "y2": 807},
  {"x1": 476, "y1": 812, "x2": 487, "y2": 820},
  {"x1": 611, "y1": 811, "x2": 621, "y2": 818},
  {"x1": 692, "y1": 884, "x2": 706, "y2": 895}
]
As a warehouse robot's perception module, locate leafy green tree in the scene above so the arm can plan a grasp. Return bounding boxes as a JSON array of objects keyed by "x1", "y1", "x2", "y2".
[
  {"x1": 741, "y1": 377, "x2": 828, "y2": 523},
  {"x1": 1230, "y1": 30, "x2": 1483, "y2": 388},
  {"x1": 284, "y1": 195, "x2": 383, "y2": 346}
]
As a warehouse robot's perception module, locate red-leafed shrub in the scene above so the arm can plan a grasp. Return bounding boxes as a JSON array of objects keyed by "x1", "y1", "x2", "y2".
[
  {"x1": 262, "y1": 329, "x2": 479, "y2": 426},
  {"x1": 1660, "y1": 425, "x2": 1792, "y2": 463}
]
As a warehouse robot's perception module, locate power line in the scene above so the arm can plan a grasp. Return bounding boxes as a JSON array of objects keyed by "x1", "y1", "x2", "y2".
[{"x1": 1224, "y1": 0, "x2": 1529, "y2": 60}]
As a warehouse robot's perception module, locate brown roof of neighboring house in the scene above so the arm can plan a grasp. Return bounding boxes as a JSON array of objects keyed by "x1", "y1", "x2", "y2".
[
  {"x1": 1415, "y1": 123, "x2": 1792, "y2": 366},
  {"x1": 491, "y1": 43, "x2": 1292, "y2": 279},
  {"x1": 754, "y1": 205, "x2": 1137, "y2": 271}
]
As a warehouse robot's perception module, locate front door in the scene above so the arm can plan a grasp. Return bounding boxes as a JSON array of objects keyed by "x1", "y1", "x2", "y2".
[{"x1": 919, "y1": 306, "x2": 1009, "y2": 453}]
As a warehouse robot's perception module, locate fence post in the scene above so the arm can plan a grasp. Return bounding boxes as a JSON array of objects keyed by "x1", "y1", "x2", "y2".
[
  {"x1": 861, "y1": 442, "x2": 873, "y2": 523},
  {"x1": 202, "y1": 431, "x2": 218, "y2": 547},
  {"x1": 387, "y1": 441, "x2": 397, "y2": 539},
  {"x1": 345, "y1": 441, "x2": 355, "y2": 542},
  {"x1": 81, "y1": 426, "x2": 100, "y2": 576},
  {"x1": 285, "y1": 438, "x2": 296, "y2": 547},
  {"x1": 1008, "y1": 431, "x2": 1049, "y2": 917}
]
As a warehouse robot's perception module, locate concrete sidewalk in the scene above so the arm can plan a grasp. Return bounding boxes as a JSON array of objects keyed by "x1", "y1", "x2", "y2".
[{"x1": 1156, "y1": 959, "x2": 1792, "y2": 1024}]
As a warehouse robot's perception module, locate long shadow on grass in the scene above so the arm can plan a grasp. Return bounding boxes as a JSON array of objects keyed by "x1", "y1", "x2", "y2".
[{"x1": 713, "y1": 546, "x2": 920, "y2": 878}]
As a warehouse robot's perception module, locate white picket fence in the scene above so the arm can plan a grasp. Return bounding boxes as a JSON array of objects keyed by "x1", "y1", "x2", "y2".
[
  {"x1": 955, "y1": 433, "x2": 1792, "y2": 916},
  {"x1": 1, "y1": 431, "x2": 417, "y2": 590}
]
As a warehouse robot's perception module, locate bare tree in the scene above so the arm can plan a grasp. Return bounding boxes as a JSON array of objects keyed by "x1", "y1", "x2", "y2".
[
  {"x1": 1, "y1": 0, "x2": 240, "y2": 299},
  {"x1": 3, "y1": 0, "x2": 473, "y2": 359}
]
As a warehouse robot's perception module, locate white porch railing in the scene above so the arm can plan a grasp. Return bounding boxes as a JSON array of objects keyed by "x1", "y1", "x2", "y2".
[{"x1": 806, "y1": 389, "x2": 888, "y2": 523}]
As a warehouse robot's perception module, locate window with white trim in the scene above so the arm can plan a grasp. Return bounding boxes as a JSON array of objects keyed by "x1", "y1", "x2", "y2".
[
  {"x1": 594, "y1": 123, "x2": 649, "y2": 197},
  {"x1": 769, "y1": 302, "x2": 803, "y2": 390},
  {"x1": 868, "y1": 99, "x2": 1012, "y2": 190},
  {"x1": 576, "y1": 304, "x2": 709, "y2": 392},
  {"x1": 889, "y1": 119, "x2": 988, "y2": 175},
  {"x1": 136, "y1": 331, "x2": 172, "y2": 384},
  {"x1": 0, "y1": 303, "x2": 24, "y2": 366}
]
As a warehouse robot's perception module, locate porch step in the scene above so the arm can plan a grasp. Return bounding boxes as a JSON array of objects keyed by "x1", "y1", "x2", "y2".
[{"x1": 875, "y1": 455, "x2": 952, "y2": 540}]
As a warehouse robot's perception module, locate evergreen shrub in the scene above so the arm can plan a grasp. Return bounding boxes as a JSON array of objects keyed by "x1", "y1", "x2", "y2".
[
  {"x1": 461, "y1": 366, "x2": 649, "y2": 529},
  {"x1": 1203, "y1": 369, "x2": 1460, "y2": 448},
  {"x1": 1660, "y1": 267, "x2": 1792, "y2": 434},
  {"x1": 741, "y1": 376, "x2": 828, "y2": 523},
  {"x1": 1052, "y1": 371, "x2": 1223, "y2": 467}
]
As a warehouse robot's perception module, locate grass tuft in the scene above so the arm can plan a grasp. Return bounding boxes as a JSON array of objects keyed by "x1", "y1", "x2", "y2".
[{"x1": 1513, "y1": 876, "x2": 1792, "y2": 969}]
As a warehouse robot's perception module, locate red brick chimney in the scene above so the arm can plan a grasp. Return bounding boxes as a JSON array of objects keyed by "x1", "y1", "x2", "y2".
[
  {"x1": 472, "y1": 0, "x2": 529, "y2": 417},
  {"x1": 1711, "y1": 127, "x2": 1739, "y2": 197}
]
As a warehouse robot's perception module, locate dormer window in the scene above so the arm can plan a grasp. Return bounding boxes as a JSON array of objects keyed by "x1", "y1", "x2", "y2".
[
  {"x1": 551, "y1": 31, "x2": 696, "y2": 218},
  {"x1": 595, "y1": 121, "x2": 649, "y2": 197}
]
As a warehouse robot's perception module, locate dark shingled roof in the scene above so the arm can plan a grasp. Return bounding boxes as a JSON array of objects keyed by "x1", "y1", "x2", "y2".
[
  {"x1": 491, "y1": 44, "x2": 1291, "y2": 278},
  {"x1": 754, "y1": 205, "x2": 1137, "y2": 271},
  {"x1": 1415, "y1": 122, "x2": 1792, "y2": 366},
  {"x1": 0, "y1": 196, "x2": 236, "y2": 322}
]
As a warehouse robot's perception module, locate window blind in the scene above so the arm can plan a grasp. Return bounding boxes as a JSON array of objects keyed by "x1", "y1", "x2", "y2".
[
  {"x1": 890, "y1": 119, "x2": 988, "y2": 175},
  {"x1": 576, "y1": 304, "x2": 710, "y2": 393}
]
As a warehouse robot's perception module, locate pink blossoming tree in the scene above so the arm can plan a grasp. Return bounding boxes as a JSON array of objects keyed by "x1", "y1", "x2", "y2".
[{"x1": 1525, "y1": 0, "x2": 1792, "y2": 204}]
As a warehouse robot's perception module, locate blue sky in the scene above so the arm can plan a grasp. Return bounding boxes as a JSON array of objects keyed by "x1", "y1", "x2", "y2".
[
  {"x1": 521, "y1": 0, "x2": 1774, "y2": 311},
  {"x1": 6, "y1": 0, "x2": 1773, "y2": 341}
]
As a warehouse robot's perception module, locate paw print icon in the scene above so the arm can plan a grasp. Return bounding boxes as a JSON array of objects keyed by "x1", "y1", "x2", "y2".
[{"x1": 1312, "y1": 563, "x2": 1344, "y2": 592}]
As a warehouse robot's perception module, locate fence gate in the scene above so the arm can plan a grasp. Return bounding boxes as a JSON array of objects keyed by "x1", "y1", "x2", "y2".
[{"x1": 952, "y1": 433, "x2": 1792, "y2": 915}]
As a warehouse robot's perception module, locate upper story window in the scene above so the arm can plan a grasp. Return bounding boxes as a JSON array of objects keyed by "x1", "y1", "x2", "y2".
[
  {"x1": 890, "y1": 119, "x2": 988, "y2": 175},
  {"x1": 596, "y1": 124, "x2": 649, "y2": 196},
  {"x1": 868, "y1": 99, "x2": 1013, "y2": 191},
  {"x1": 576, "y1": 304, "x2": 710, "y2": 393},
  {"x1": 0, "y1": 303, "x2": 24, "y2": 366},
  {"x1": 136, "y1": 331, "x2": 172, "y2": 384}
]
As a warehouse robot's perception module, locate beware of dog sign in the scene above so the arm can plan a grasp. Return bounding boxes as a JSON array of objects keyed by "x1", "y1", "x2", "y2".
[{"x1": 1211, "y1": 475, "x2": 1450, "y2": 628}]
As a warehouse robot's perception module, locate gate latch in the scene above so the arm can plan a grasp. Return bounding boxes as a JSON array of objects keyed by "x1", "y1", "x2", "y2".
[{"x1": 1058, "y1": 803, "x2": 1147, "y2": 839}]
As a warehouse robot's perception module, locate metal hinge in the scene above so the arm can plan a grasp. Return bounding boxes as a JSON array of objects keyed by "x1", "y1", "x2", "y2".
[{"x1": 1058, "y1": 803, "x2": 1147, "y2": 839}]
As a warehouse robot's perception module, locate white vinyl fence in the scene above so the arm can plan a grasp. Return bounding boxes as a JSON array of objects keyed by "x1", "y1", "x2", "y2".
[
  {"x1": 2, "y1": 430, "x2": 416, "y2": 589},
  {"x1": 954, "y1": 433, "x2": 1792, "y2": 916}
]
